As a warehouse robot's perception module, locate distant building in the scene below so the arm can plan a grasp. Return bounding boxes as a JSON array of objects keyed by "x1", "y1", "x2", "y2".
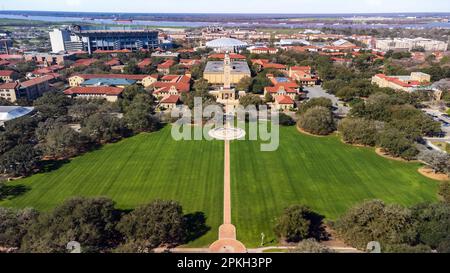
[
  {"x1": 64, "y1": 86, "x2": 124, "y2": 102},
  {"x1": 274, "y1": 95, "x2": 295, "y2": 111},
  {"x1": 288, "y1": 66, "x2": 318, "y2": 86},
  {"x1": 264, "y1": 75, "x2": 300, "y2": 100},
  {"x1": 203, "y1": 53, "x2": 251, "y2": 86},
  {"x1": 205, "y1": 38, "x2": 248, "y2": 53},
  {"x1": 0, "y1": 106, "x2": 35, "y2": 126},
  {"x1": 0, "y1": 70, "x2": 18, "y2": 82},
  {"x1": 0, "y1": 82, "x2": 20, "y2": 102},
  {"x1": 151, "y1": 51, "x2": 180, "y2": 59},
  {"x1": 71, "y1": 27, "x2": 159, "y2": 54},
  {"x1": 49, "y1": 28, "x2": 84, "y2": 53},
  {"x1": 19, "y1": 75, "x2": 55, "y2": 101},
  {"x1": 150, "y1": 75, "x2": 191, "y2": 99},
  {"x1": 376, "y1": 38, "x2": 448, "y2": 52},
  {"x1": 372, "y1": 72, "x2": 431, "y2": 92},
  {"x1": 159, "y1": 95, "x2": 181, "y2": 110},
  {"x1": 249, "y1": 47, "x2": 278, "y2": 54},
  {"x1": 24, "y1": 52, "x2": 75, "y2": 66},
  {"x1": 157, "y1": 59, "x2": 176, "y2": 75},
  {"x1": 68, "y1": 74, "x2": 150, "y2": 87}
]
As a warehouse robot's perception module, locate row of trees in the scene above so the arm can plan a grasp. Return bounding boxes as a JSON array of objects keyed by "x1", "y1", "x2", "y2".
[
  {"x1": 0, "y1": 87, "x2": 160, "y2": 177},
  {"x1": 0, "y1": 198, "x2": 208, "y2": 253},
  {"x1": 334, "y1": 199, "x2": 450, "y2": 253},
  {"x1": 274, "y1": 183, "x2": 450, "y2": 253}
]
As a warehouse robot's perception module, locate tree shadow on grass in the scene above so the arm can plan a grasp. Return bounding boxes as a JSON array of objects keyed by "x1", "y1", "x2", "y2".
[
  {"x1": 0, "y1": 184, "x2": 30, "y2": 201},
  {"x1": 37, "y1": 159, "x2": 70, "y2": 174},
  {"x1": 183, "y1": 212, "x2": 211, "y2": 244}
]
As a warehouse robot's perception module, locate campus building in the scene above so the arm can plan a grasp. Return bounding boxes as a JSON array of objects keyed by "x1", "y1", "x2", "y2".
[
  {"x1": 64, "y1": 86, "x2": 124, "y2": 102},
  {"x1": 371, "y1": 72, "x2": 432, "y2": 92},
  {"x1": 205, "y1": 38, "x2": 248, "y2": 53},
  {"x1": 71, "y1": 26, "x2": 159, "y2": 54},
  {"x1": 375, "y1": 38, "x2": 448, "y2": 52},
  {"x1": 203, "y1": 53, "x2": 251, "y2": 86},
  {"x1": 68, "y1": 74, "x2": 151, "y2": 87}
]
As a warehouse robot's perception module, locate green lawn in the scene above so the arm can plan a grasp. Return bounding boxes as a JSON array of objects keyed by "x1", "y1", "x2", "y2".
[
  {"x1": 0, "y1": 126, "x2": 224, "y2": 247},
  {"x1": 0, "y1": 125, "x2": 439, "y2": 248},
  {"x1": 230, "y1": 126, "x2": 438, "y2": 248}
]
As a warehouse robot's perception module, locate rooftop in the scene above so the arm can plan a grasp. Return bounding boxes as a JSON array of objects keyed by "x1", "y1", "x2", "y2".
[
  {"x1": 206, "y1": 38, "x2": 248, "y2": 48},
  {"x1": 0, "y1": 106, "x2": 34, "y2": 122},
  {"x1": 81, "y1": 78, "x2": 137, "y2": 87},
  {"x1": 204, "y1": 61, "x2": 251, "y2": 74}
]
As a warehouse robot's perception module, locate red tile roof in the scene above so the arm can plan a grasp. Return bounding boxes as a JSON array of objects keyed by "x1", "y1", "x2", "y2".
[
  {"x1": 32, "y1": 65, "x2": 64, "y2": 75},
  {"x1": 265, "y1": 85, "x2": 298, "y2": 94},
  {"x1": 0, "y1": 54, "x2": 23, "y2": 60},
  {"x1": 105, "y1": 58, "x2": 121, "y2": 66},
  {"x1": 0, "y1": 82, "x2": 19, "y2": 90},
  {"x1": 276, "y1": 95, "x2": 294, "y2": 104},
  {"x1": 138, "y1": 58, "x2": 152, "y2": 68},
  {"x1": 160, "y1": 95, "x2": 180, "y2": 104},
  {"x1": 72, "y1": 74, "x2": 149, "y2": 81},
  {"x1": 64, "y1": 86, "x2": 123, "y2": 96},
  {"x1": 93, "y1": 49, "x2": 132, "y2": 54},
  {"x1": 158, "y1": 59, "x2": 176, "y2": 69},
  {"x1": 73, "y1": 58, "x2": 98, "y2": 67},
  {"x1": 208, "y1": 53, "x2": 246, "y2": 60},
  {"x1": 0, "y1": 70, "x2": 15, "y2": 77},
  {"x1": 20, "y1": 75, "x2": 54, "y2": 88}
]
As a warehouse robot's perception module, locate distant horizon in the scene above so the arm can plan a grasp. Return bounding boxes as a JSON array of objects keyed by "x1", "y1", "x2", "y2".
[
  {"x1": 1, "y1": 0, "x2": 449, "y2": 14},
  {"x1": 2, "y1": 10, "x2": 450, "y2": 16}
]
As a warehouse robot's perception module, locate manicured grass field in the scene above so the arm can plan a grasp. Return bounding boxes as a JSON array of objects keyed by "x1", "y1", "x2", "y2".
[
  {"x1": 0, "y1": 126, "x2": 224, "y2": 247},
  {"x1": 0, "y1": 124, "x2": 439, "y2": 248},
  {"x1": 230, "y1": 126, "x2": 438, "y2": 247}
]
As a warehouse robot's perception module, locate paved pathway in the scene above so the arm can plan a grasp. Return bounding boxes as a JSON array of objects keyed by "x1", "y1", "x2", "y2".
[{"x1": 209, "y1": 116, "x2": 247, "y2": 253}]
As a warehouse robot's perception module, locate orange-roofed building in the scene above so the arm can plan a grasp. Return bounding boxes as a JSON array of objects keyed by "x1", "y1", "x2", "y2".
[
  {"x1": 274, "y1": 95, "x2": 295, "y2": 111},
  {"x1": 72, "y1": 58, "x2": 98, "y2": 68},
  {"x1": 151, "y1": 75, "x2": 191, "y2": 99},
  {"x1": 371, "y1": 72, "x2": 431, "y2": 93},
  {"x1": 157, "y1": 59, "x2": 176, "y2": 75},
  {"x1": 208, "y1": 53, "x2": 246, "y2": 60},
  {"x1": 249, "y1": 47, "x2": 278, "y2": 54},
  {"x1": 137, "y1": 58, "x2": 152, "y2": 69},
  {"x1": 159, "y1": 95, "x2": 181, "y2": 110},
  {"x1": 288, "y1": 66, "x2": 318, "y2": 86},
  {"x1": 64, "y1": 86, "x2": 124, "y2": 102},
  {"x1": 0, "y1": 70, "x2": 18, "y2": 82}
]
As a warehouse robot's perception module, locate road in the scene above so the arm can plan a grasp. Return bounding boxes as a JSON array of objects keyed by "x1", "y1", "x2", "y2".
[
  {"x1": 304, "y1": 86, "x2": 350, "y2": 116},
  {"x1": 422, "y1": 108, "x2": 450, "y2": 136}
]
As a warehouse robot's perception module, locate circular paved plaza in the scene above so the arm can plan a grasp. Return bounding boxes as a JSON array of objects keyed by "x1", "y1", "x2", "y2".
[{"x1": 208, "y1": 127, "x2": 246, "y2": 141}]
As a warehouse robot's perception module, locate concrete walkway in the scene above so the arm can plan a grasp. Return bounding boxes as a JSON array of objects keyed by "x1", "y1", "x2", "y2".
[{"x1": 209, "y1": 117, "x2": 247, "y2": 253}]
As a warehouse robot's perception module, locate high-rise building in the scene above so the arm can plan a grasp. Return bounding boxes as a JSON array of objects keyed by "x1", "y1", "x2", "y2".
[
  {"x1": 71, "y1": 26, "x2": 159, "y2": 54},
  {"x1": 49, "y1": 29, "x2": 71, "y2": 53}
]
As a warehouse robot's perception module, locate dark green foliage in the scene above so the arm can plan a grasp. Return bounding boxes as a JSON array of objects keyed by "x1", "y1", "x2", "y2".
[
  {"x1": 297, "y1": 97, "x2": 333, "y2": 115},
  {"x1": 376, "y1": 128, "x2": 419, "y2": 160},
  {"x1": 411, "y1": 202, "x2": 450, "y2": 253},
  {"x1": 21, "y1": 197, "x2": 120, "y2": 253},
  {"x1": 338, "y1": 118, "x2": 378, "y2": 146},
  {"x1": 274, "y1": 205, "x2": 326, "y2": 243},
  {"x1": 0, "y1": 207, "x2": 39, "y2": 248},
  {"x1": 117, "y1": 200, "x2": 185, "y2": 249},
  {"x1": 0, "y1": 144, "x2": 40, "y2": 177},
  {"x1": 335, "y1": 200, "x2": 416, "y2": 249},
  {"x1": 298, "y1": 106, "x2": 335, "y2": 135}
]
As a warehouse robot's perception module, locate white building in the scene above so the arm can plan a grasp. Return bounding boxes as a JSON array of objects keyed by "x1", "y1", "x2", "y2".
[
  {"x1": 0, "y1": 106, "x2": 34, "y2": 126},
  {"x1": 376, "y1": 38, "x2": 448, "y2": 52},
  {"x1": 49, "y1": 29, "x2": 71, "y2": 53},
  {"x1": 205, "y1": 38, "x2": 248, "y2": 53}
]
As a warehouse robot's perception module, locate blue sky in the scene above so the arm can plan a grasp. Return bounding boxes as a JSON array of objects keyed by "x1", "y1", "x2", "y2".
[{"x1": 0, "y1": 0, "x2": 449, "y2": 14}]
